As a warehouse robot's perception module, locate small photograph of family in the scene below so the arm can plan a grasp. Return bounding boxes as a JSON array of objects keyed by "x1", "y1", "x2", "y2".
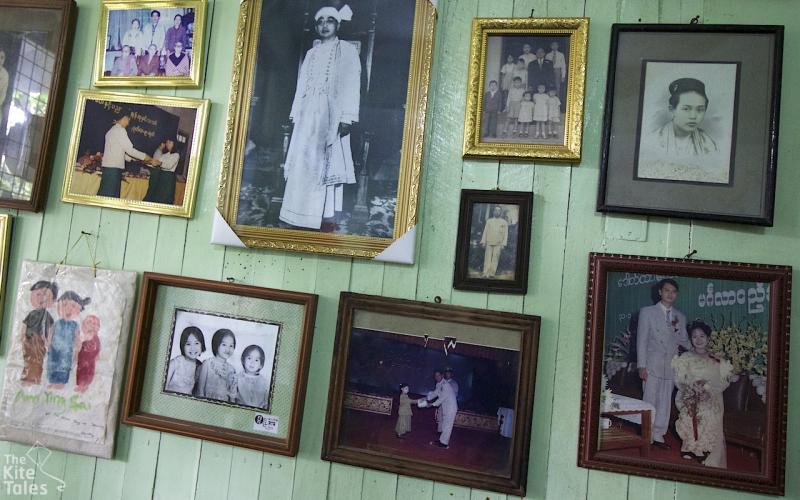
[
  {"x1": 162, "y1": 309, "x2": 279, "y2": 411},
  {"x1": 466, "y1": 202, "x2": 519, "y2": 281},
  {"x1": 17, "y1": 281, "x2": 101, "y2": 393},
  {"x1": 599, "y1": 274, "x2": 770, "y2": 473},
  {"x1": 338, "y1": 328, "x2": 520, "y2": 476},
  {"x1": 635, "y1": 61, "x2": 738, "y2": 185},
  {"x1": 68, "y1": 97, "x2": 199, "y2": 207},
  {"x1": 100, "y1": 7, "x2": 198, "y2": 79},
  {"x1": 480, "y1": 35, "x2": 570, "y2": 144}
]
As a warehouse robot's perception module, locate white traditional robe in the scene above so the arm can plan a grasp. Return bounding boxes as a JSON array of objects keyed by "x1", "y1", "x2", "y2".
[{"x1": 280, "y1": 37, "x2": 361, "y2": 229}]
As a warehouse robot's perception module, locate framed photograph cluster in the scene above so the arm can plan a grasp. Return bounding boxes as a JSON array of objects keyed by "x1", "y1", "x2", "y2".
[
  {"x1": 214, "y1": 0, "x2": 436, "y2": 262},
  {"x1": 123, "y1": 273, "x2": 318, "y2": 456},
  {"x1": 579, "y1": 253, "x2": 791, "y2": 495},
  {"x1": 453, "y1": 189, "x2": 533, "y2": 294},
  {"x1": 597, "y1": 24, "x2": 784, "y2": 225},
  {"x1": 462, "y1": 17, "x2": 589, "y2": 162},
  {"x1": 93, "y1": 0, "x2": 207, "y2": 88},
  {"x1": 60, "y1": 90, "x2": 210, "y2": 218},
  {"x1": 0, "y1": 0, "x2": 76, "y2": 211},
  {"x1": 322, "y1": 292, "x2": 540, "y2": 495}
]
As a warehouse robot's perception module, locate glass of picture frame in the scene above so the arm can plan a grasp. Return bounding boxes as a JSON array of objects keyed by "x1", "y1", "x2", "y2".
[{"x1": 0, "y1": 0, "x2": 76, "y2": 211}]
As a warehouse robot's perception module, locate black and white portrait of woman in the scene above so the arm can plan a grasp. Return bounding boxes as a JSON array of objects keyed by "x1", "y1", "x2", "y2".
[{"x1": 635, "y1": 61, "x2": 738, "y2": 185}]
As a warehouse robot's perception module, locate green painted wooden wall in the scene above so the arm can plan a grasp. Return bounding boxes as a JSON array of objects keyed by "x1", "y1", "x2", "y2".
[{"x1": 0, "y1": 0, "x2": 797, "y2": 499}]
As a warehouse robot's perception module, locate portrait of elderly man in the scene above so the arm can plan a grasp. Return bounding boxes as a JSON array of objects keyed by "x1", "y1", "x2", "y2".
[{"x1": 279, "y1": 5, "x2": 361, "y2": 231}]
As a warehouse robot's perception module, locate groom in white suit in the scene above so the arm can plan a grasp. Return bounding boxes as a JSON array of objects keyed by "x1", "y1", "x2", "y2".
[{"x1": 636, "y1": 278, "x2": 691, "y2": 447}]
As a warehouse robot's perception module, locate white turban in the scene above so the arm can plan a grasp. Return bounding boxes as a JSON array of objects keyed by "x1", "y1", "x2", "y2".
[{"x1": 315, "y1": 4, "x2": 353, "y2": 23}]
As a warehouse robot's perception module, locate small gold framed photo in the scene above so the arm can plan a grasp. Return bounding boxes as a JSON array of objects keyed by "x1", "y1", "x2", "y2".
[
  {"x1": 92, "y1": 0, "x2": 207, "y2": 88},
  {"x1": 463, "y1": 17, "x2": 588, "y2": 162},
  {"x1": 61, "y1": 90, "x2": 210, "y2": 218}
]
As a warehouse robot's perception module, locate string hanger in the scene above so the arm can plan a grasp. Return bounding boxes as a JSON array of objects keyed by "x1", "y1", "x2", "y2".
[
  {"x1": 685, "y1": 249, "x2": 697, "y2": 260},
  {"x1": 690, "y1": 15, "x2": 700, "y2": 24},
  {"x1": 58, "y1": 231, "x2": 101, "y2": 276},
  {"x1": 530, "y1": 8, "x2": 535, "y2": 17}
]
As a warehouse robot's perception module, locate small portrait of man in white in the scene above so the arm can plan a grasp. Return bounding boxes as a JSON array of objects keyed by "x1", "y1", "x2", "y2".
[{"x1": 635, "y1": 61, "x2": 738, "y2": 185}]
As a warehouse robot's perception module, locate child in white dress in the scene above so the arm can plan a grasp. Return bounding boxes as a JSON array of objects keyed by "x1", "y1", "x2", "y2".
[
  {"x1": 517, "y1": 91, "x2": 534, "y2": 137},
  {"x1": 532, "y1": 84, "x2": 549, "y2": 139},
  {"x1": 547, "y1": 87, "x2": 562, "y2": 138},
  {"x1": 235, "y1": 344, "x2": 269, "y2": 409}
]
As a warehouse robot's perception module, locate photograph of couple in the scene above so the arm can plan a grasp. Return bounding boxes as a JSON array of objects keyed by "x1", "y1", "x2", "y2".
[{"x1": 599, "y1": 274, "x2": 769, "y2": 473}]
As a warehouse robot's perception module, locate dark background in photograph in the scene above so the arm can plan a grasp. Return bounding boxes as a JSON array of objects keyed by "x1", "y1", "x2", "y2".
[
  {"x1": 77, "y1": 99, "x2": 196, "y2": 177},
  {"x1": 467, "y1": 203, "x2": 518, "y2": 279},
  {"x1": 497, "y1": 35, "x2": 569, "y2": 96},
  {"x1": 237, "y1": 0, "x2": 416, "y2": 238},
  {"x1": 340, "y1": 328, "x2": 519, "y2": 475},
  {"x1": 0, "y1": 29, "x2": 53, "y2": 200}
]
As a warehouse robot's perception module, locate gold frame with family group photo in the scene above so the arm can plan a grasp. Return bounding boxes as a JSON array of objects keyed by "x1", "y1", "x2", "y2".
[
  {"x1": 92, "y1": 0, "x2": 207, "y2": 87},
  {"x1": 60, "y1": 90, "x2": 210, "y2": 218},
  {"x1": 463, "y1": 17, "x2": 588, "y2": 162},
  {"x1": 215, "y1": 0, "x2": 436, "y2": 261}
]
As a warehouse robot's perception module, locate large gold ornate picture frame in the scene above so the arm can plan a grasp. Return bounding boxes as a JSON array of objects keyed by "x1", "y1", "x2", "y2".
[
  {"x1": 214, "y1": 0, "x2": 436, "y2": 262},
  {"x1": 61, "y1": 90, "x2": 210, "y2": 218},
  {"x1": 463, "y1": 17, "x2": 588, "y2": 162},
  {"x1": 92, "y1": 0, "x2": 207, "y2": 88}
]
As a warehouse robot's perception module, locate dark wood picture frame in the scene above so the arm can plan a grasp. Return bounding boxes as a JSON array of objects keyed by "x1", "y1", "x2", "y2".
[
  {"x1": 578, "y1": 253, "x2": 791, "y2": 494},
  {"x1": 453, "y1": 189, "x2": 533, "y2": 294},
  {"x1": 122, "y1": 272, "x2": 318, "y2": 456},
  {"x1": 596, "y1": 24, "x2": 784, "y2": 226},
  {"x1": 0, "y1": 0, "x2": 76, "y2": 211},
  {"x1": 322, "y1": 292, "x2": 541, "y2": 496}
]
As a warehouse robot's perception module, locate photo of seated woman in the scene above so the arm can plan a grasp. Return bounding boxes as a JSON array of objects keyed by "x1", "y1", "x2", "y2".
[
  {"x1": 70, "y1": 98, "x2": 199, "y2": 207},
  {"x1": 101, "y1": 7, "x2": 196, "y2": 79},
  {"x1": 635, "y1": 61, "x2": 738, "y2": 185}
]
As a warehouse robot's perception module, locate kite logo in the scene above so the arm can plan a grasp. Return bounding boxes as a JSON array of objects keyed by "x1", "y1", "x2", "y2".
[{"x1": 2, "y1": 442, "x2": 65, "y2": 496}]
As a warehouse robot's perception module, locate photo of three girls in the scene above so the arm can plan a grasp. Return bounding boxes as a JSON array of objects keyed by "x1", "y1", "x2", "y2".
[{"x1": 163, "y1": 310, "x2": 278, "y2": 411}]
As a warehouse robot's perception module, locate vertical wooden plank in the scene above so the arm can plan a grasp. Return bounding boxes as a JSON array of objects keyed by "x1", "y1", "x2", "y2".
[
  {"x1": 194, "y1": 442, "x2": 233, "y2": 500},
  {"x1": 327, "y1": 463, "x2": 364, "y2": 500},
  {"x1": 257, "y1": 455, "x2": 296, "y2": 500},
  {"x1": 151, "y1": 434, "x2": 201, "y2": 500},
  {"x1": 60, "y1": 454, "x2": 96, "y2": 500},
  {"x1": 433, "y1": 483, "x2": 471, "y2": 500},
  {"x1": 225, "y1": 448, "x2": 263, "y2": 500},
  {"x1": 291, "y1": 256, "x2": 345, "y2": 499},
  {"x1": 361, "y1": 470, "x2": 397, "y2": 500}
]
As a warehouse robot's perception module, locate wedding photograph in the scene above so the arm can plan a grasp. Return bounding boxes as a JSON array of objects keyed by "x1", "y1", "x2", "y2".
[
  {"x1": 579, "y1": 254, "x2": 791, "y2": 494},
  {"x1": 163, "y1": 308, "x2": 279, "y2": 411}
]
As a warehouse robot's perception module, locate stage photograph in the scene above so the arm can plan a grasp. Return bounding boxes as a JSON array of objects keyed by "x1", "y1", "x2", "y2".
[{"x1": 338, "y1": 327, "x2": 519, "y2": 476}]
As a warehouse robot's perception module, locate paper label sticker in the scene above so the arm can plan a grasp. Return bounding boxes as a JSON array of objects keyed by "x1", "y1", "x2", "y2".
[{"x1": 253, "y1": 414, "x2": 279, "y2": 434}]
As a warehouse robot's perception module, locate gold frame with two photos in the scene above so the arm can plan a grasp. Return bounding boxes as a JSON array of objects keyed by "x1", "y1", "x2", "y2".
[
  {"x1": 216, "y1": 0, "x2": 437, "y2": 260},
  {"x1": 463, "y1": 17, "x2": 589, "y2": 162},
  {"x1": 60, "y1": 90, "x2": 210, "y2": 218},
  {"x1": 92, "y1": 0, "x2": 207, "y2": 88}
]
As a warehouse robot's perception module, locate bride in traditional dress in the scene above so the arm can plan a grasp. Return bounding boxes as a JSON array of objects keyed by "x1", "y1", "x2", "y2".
[{"x1": 671, "y1": 320, "x2": 734, "y2": 467}]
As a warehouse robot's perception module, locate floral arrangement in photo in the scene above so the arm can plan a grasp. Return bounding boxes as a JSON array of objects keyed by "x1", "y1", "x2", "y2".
[
  {"x1": 707, "y1": 319, "x2": 768, "y2": 402},
  {"x1": 603, "y1": 327, "x2": 632, "y2": 379}
]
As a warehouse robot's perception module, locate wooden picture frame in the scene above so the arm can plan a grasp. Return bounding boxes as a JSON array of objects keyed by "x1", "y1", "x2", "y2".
[
  {"x1": 92, "y1": 0, "x2": 207, "y2": 88},
  {"x1": 462, "y1": 17, "x2": 588, "y2": 162},
  {"x1": 0, "y1": 0, "x2": 76, "y2": 211},
  {"x1": 214, "y1": 0, "x2": 436, "y2": 262},
  {"x1": 453, "y1": 189, "x2": 532, "y2": 294},
  {"x1": 123, "y1": 272, "x2": 318, "y2": 456},
  {"x1": 596, "y1": 24, "x2": 784, "y2": 225},
  {"x1": 0, "y1": 214, "x2": 11, "y2": 322},
  {"x1": 60, "y1": 90, "x2": 210, "y2": 218},
  {"x1": 579, "y1": 253, "x2": 791, "y2": 494},
  {"x1": 322, "y1": 292, "x2": 541, "y2": 496}
]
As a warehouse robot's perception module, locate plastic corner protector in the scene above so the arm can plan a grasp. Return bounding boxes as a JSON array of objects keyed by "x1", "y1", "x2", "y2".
[
  {"x1": 212, "y1": 209, "x2": 246, "y2": 248},
  {"x1": 375, "y1": 225, "x2": 416, "y2": 264}
]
